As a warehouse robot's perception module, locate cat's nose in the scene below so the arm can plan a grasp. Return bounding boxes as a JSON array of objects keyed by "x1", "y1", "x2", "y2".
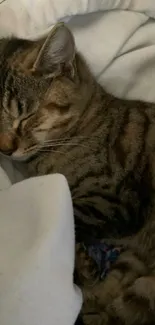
[{"x1": 0, "y1": 133, "x2": 18, "y2": 156}]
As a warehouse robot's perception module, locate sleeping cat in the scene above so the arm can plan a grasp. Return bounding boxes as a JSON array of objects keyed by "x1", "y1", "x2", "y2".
[{"x1": 0, "y1": 23, "x2": 155, "y2": 324}]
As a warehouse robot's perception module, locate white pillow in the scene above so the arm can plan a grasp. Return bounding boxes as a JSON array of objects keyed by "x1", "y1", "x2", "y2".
[{"x1": 0, "y1": 0, "x2": 155, "y2": 39}]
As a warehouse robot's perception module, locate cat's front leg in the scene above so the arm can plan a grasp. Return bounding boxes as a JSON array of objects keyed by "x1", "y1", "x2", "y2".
[
  {"x1": 84, "y1": 249, "x2": 150, "y2": 325},
  {"x1": 75, "y1": 243, "x2": 101, "y2": 317},
  {"x1": 75, "y1": 243, "x2": 99, "y2": 287},
  {"x1": 75, "y1": 244, "x2": 152, "y2": 325},
  {"x1": 90, "y1": 249, "x2": 148, "y2": 306}
]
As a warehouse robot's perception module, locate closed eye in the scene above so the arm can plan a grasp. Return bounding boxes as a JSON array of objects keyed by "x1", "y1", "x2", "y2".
[
  {"x1": 17, "y1": 101, "x2": 23, "y2": 116},
  {"x1": 14, "y1": 112, "x2": 36, "y2": 135},
  {"x1": 20, "y1": 112, "x2": 36, "y2": 128},
  {"x1": 4, "y1": 99, "x2": 23, "y2": 119}
]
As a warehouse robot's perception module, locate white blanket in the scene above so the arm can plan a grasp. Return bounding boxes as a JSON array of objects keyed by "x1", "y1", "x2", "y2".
[{"x1": 0, "y1": 171, "x2": 82, "y2": 325}]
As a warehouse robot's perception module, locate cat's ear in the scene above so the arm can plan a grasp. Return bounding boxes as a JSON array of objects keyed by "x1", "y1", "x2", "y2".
[{"x1": 32, "y1": 23, "x2": 75, "y2": 78}]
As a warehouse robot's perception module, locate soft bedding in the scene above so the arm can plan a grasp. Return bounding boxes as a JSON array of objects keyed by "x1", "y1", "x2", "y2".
[
  {"x1": 0, "y1": 0, "x2": 155, "y2": 324},
  {"x1": 0, "y1": 0, "x2": 155, "y2": 103},
  {"x1": 0, "y1": 171, "x2": 82, "y2": 325}
]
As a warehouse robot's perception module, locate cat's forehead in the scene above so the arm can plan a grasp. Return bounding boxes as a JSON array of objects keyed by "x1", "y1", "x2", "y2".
[
  {"x1": 0, "y1": 67, "x2": 39, "y2": 102},
  {"x1": 0, "y1": 37, "x2": 40, "y2": 89},
  {"x1": 0, "y1": 62, "x2": 48, "y2": 106},
  {"x1": 0, "y1": 37, "x2": 33, "y2": 60}
]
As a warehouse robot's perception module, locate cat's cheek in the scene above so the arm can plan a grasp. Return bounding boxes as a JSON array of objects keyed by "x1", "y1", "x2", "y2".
[
  {"x1": 34, "y1": 130, "x2": 48, "y2": 144},
  {"x1": 33, "y1": 118, "x2": 53, "y2": 144}
]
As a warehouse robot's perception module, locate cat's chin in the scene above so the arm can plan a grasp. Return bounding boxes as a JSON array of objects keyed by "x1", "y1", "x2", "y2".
[
  {"x1": 11, "y1": 151, "x2": 36, "y2": 162},
  {"x1": 11, "y1": 155, "x2": 30, "y2": 162}
]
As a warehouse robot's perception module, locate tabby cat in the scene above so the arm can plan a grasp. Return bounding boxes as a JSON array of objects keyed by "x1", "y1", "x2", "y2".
[{"x1": 0, "y1": 23, "x2": 155, "y2": 324}]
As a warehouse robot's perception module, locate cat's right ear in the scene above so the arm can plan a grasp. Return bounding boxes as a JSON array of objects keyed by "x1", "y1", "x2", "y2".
[{"x1": 32, "y1": 23, "x2": 75, "y2": 78}]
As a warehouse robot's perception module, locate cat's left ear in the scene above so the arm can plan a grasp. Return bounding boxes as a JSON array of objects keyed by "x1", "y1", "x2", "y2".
[{"x1": 32, "y1": 23, "x2": 75, "y2": 78}]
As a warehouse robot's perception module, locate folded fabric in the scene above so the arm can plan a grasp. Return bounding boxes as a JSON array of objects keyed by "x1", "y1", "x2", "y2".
[
  {"x1": 0, "y1": 171, "x2": 82, "y2": 325},
  {"x1": 0, "y1": 0, "x2": 155, "y2": 39}
]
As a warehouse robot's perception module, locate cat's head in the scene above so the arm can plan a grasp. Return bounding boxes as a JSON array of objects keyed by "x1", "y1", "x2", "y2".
[{"x1": 0, "y1": 23, "x2": 88, "y2": 161}]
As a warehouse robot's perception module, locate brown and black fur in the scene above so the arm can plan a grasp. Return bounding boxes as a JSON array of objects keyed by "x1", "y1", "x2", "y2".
[{"x1": 0, "y1": 23, "x2": 155, "y2": 324}]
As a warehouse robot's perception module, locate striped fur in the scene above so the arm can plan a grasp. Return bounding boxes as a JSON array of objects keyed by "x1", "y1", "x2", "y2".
[{"x1": 0, "y1": 24, "x2": 155, "y2": 324}]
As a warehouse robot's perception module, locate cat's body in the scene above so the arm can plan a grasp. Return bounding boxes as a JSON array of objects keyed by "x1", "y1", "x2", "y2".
[
  {"x1": 28, "y1": 77, "x2": 154, "y2": 243},
  {"x1": 0, "y1": 23, "x2": 155, "y2": 324}
]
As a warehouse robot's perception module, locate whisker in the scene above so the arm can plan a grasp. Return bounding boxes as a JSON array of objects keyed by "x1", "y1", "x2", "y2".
[
  {"x1": 39, "y1": 149, "x2": 66, "y2": 155},
  {"x1": 42, "y1": 143, "x2": 90, "y2": 149},
  {"x1": 44, "y1": 136, "x2": 88, "y2": 143},
  {"x1": 24, "y1": 145, "x2": 38, "y2": 153},
  {"x1": 43, "y1": 135, "x2": 99, "y2": 144}
]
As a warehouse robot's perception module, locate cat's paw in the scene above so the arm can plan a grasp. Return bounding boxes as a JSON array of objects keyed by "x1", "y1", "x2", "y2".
[
  {"x1": 89, "y1": 250, "x2": 148, "y2": 309},
  {"x1": 107, "y1": 276, "x2": 155, "y2": 325},
  {"x1": 75, "y1": 243, "x2": 99, "y2": 286}
]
